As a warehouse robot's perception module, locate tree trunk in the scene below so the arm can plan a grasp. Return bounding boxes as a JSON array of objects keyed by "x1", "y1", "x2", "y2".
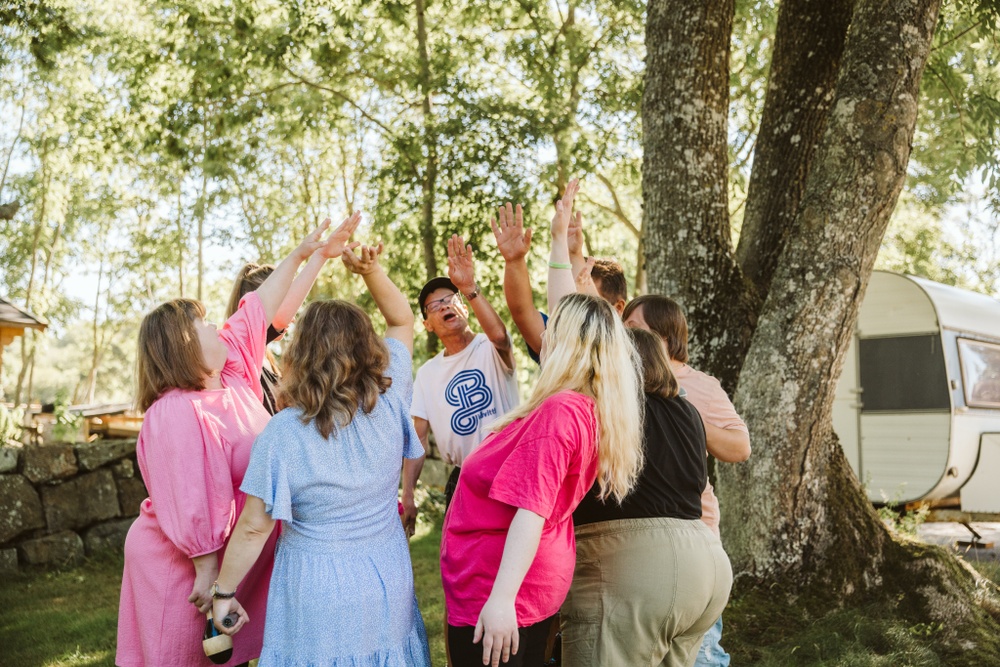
[
  {"x1": 718, "y1": 0, "x2": 943, "y2": 592},
  {"x1": 735, "y1": 0, "x2": 854, "y2": 300},
  {"x1": 176, "y1": 178, "x2": 185, "y2": 297},
  {"x1": 641, "y1": 0, "x2": 757, "y2": 392}
]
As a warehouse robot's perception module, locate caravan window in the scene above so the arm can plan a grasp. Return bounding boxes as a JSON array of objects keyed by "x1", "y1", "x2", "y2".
[
  {"x1": 858, "y1": 335, "x2": 950, "y2": 412},
  {"x1": 958, "y1": 338, "x2": 1000, "y2": 409}
]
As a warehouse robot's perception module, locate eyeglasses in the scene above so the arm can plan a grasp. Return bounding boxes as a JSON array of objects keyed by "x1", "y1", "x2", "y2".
[{"x1": 425, "y1": 293, "x2": 461, "y2": 315}]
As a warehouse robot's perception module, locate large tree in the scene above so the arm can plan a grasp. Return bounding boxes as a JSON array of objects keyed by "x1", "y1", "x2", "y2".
[{"x1": 644, "y1": 0, "x2": 1000, "y2": 645}]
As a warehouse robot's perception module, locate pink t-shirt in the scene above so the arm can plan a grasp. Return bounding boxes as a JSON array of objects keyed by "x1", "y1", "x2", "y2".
[
  {"x1": 440, "y1": 390, "x2": 599, "y2": 627},
  {"x1": 674, "y1": 364, "x2": 748, "y2": 537}
]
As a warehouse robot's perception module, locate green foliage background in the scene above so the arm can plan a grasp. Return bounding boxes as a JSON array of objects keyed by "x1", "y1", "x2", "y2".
[{"x1": 1, "y1": 0, "x2": 998, "y2": 405}]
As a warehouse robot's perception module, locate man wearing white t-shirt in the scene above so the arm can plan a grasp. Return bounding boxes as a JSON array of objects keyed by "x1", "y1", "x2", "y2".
[{"x1": 401, "y1": 234, "x2": 519, "y2": 537}]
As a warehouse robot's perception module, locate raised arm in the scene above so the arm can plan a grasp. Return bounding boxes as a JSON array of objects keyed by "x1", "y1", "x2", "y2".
[
  {"x1": 492, "y1": 202, "x2": 545, "y2": 356},
  {"x1": 547, "y1": 179, "x2": 579, "y2": 312},
  {"x1": 448, "y1": 234, "x2": 514, "y2": 369},
  {"x1": 475, "y1": 508, "x2": 546, "y2": 667},
  {"x1": 256, "y1": 213, "x2": 361, "y2": 324},
  {"x1": 342, "y1": 242, "x2": 415, "y2": 354}
]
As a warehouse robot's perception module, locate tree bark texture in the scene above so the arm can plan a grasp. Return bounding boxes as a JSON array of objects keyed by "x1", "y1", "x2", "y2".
[
  {"x1": 642, "y1": 0, "x2": 757, "y2": 392},
  {"x1": 735, "y1": 0, "x2": 854, "y2": 299},
  {"x1": 717, "y1": 0, "x2": 943, "y2": 591}
]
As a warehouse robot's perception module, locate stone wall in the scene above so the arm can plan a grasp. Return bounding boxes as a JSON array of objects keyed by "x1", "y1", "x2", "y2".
[{"x1": 0, "y1": 438, "x2": 145, "y2": 571}]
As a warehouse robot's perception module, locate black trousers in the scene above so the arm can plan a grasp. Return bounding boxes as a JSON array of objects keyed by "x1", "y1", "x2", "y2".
[
  {"x1": 448, "y1": 615, "x2": 556, "y2": 667},
  {"x1": 444, "y1": 465, "x2": 461, "y2": 508}
]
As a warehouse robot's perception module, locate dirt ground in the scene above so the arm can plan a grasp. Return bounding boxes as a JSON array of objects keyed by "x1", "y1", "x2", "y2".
[{"x1": 917, "y1": 521, "x2": 1000, "y2": 563}]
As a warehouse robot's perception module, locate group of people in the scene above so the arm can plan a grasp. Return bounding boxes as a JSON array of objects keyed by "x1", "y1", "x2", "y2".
[{"x1": 115, "y1": 179, "x2": 749, "y2": 667}]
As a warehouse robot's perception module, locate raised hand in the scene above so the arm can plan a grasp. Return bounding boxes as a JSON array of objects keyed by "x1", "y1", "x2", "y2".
[
  {"x1": 447, "y1": 234, "x2": 477, "y2": 294},
  {"x1": 491, "y1": 202, "x2": 532, "y2": 263},
  {"x1": 342, "y1": 242, "x2": 384, "y2": 275},
  {"x1": 550, "y1": 178, "x2": 579, "y2": 240},
  {"x1": 293, "y1": 218, "x2": 333, "y2": 261},
  {"x1": 574, "y1": 256, "x2": 600, "y2": 298},
  {"x1": 567, "y1": 210, "x2": 585, "y2": 259},
  {"x1": 316, "y1": 211, "x2": 363, "y2": 259}
]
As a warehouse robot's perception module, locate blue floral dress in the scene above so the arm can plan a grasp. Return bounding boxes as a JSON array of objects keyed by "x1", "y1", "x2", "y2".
[{"x1": 241, "y1": 338, "x2": 430, "y2": 667}]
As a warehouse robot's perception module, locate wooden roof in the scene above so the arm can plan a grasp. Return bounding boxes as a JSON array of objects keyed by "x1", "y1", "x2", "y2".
[{"x1": 0, "y1": 297, "x2": 48, "y2": 331}]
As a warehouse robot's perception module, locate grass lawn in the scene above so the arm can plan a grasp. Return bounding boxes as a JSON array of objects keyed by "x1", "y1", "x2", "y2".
[
  {"x1": 0, "y1": 522, "x2": 446, "y2": 667},
  {"x1": 2, "y1": 519, "x2": 998, "y2": 667}
]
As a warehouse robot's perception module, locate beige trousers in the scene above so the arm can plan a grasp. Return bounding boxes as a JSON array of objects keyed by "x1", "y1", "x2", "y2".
[{"x1": 561, "y1": 517, "x2": 733, "y2": 667}]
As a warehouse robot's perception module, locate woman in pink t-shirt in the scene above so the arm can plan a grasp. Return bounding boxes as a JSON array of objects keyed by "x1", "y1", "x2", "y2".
[
  {"x1": 440, "y1": 293, "x2": 645, "y2": 667},
  {"x1": 116, "y1": 215, "x2": 361, "y2": 667}
]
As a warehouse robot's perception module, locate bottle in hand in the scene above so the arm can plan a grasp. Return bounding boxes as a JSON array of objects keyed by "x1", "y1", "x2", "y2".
[{"x1": 202, "y1": 611, "x2": 238, "y2": 664}]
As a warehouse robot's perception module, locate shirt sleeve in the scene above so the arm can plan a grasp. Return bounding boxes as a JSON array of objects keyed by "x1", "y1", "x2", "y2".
[
  {"x1": 139, "y1": 396, "x2": 236, "y2": 557},
  {"x1": 401, "y1": 408, "x2": 425, "y2": 460},
  {"x1": 489, "y1": 394, "x2": 597, "y2": 520},
  {"x1": 240, "y1": 418, "x2": 293, "y2": 522},
  {"x1": 219, "y1": 292, "x2": 268, "y2": 398},
  {"x1": 384, "y1": 338, "x2": 414, "y2": 404},
  {"x1": 703, "y1": 379, "x2": 749, "y2": 433}
]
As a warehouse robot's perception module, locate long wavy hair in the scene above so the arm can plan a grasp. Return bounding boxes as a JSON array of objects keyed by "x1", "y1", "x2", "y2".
[
  {"x1": 277, "y1": 300, "x2": 392, "y2": 438},
  {"x1": 136, "y1": 299, "x2": 210, "y2": 412},
  {"x1": 492, "y1": 293, "x2": 644, "y2": 503}
]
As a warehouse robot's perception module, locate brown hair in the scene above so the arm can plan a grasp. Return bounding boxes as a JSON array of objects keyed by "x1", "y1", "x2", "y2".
[
  {"x1": 226, "y1": 263, "x2": 274, "y2": 319},
  {"x1": 623, "y1": 294, "x2": 689, "y2": 363},
  {"x1": 628, "y1": 327, "x2": 679, "y2": 399},
  {"x1": 278, "y1": 300, "x2": 392, "y2": 438},
  {"x1": 592, "y1": 258, "x2": 628, "y2": 305},
  {"x1": 136, "y1": 299, "x2": 211, "y2": 412}
]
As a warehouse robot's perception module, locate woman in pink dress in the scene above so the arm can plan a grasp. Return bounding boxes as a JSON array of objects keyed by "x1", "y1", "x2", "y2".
[{"x1": 116, "y1": 214, "x2": 361, "y2": 667}]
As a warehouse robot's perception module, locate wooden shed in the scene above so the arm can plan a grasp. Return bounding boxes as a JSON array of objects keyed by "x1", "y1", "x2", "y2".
[{"x1": 832, "y1": 271, "x2": 1000, "y2": 512}]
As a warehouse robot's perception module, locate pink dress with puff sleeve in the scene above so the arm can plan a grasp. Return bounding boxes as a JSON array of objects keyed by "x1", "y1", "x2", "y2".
[{"x1": 116, "y1": 293, "x2": 277, "y2": 667}]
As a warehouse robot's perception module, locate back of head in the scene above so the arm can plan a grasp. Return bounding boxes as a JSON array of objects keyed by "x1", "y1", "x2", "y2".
[
  {"x1": 628, "y1": 327, "x2": 680, "y2": 399},
  {"x1": 136, "y1": 299, "x2": 210, "y2": 412},
  {"x1": 278, "y1": 299, "x2": 392, "y2": 438},
  {"x1": 226, "y1": 263, "x2": 275, "y2": 319},
  {"x1": 591, "y1": 259, "x2": 628, "y2": 307},
  {"x1": 495, "y1": 293, "x2": 644, "y2": 503},
  {"x1": 623, "y1": 294, "x2": 689, "y2": 363}
]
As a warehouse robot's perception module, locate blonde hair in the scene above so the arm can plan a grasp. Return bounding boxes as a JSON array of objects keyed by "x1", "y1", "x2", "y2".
[
  {"x1": 493, "y1": 293, "x2": 644, "y2": 503},
  {"x1": 277, "y1": 300, "x2": 392, "y2": 438},
  {"x1": 136, "y1": 299, "x2": 211, "y2": 412}
]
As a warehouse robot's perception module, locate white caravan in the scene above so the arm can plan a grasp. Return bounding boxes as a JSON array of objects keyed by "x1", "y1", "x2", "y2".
[{"x1": 832, "y1": 271, "x2": 1000, "y2": 513}]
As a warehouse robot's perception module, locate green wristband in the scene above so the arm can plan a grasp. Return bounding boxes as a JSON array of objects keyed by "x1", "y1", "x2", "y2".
[{"x1": 548, "y1": 261, "x2": 572, "y2": 270}]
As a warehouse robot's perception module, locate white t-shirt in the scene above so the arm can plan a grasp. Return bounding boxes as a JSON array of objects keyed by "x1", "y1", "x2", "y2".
[{"x1": 411, "y1": 333, "x2": 520, "y2": 466}]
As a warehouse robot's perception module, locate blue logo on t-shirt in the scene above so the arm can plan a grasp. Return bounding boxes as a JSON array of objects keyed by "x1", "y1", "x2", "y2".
[{"x1": 446, "y1": 369, "x2": 495, "y2": 436}]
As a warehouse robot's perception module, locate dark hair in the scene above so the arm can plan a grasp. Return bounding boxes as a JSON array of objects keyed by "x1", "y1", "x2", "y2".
[
  {"x1": 623, "y1": 294, "x2": 689, "y2": 363},
  {"x1": 226, "y1": 263, "x2": 274, "y2": 319},
  {"x1": 628, "y1": 327, "x2": 679, "y2": 399},
  {"x1": 136, "y1": 299, "x2": 211, "y2": 411},
  {"x1": 592, "y1": 259, "x2": 628, "y2": 305},
  {"x1": 278, "y1": 300, "x2": 392, "y2": 438}
]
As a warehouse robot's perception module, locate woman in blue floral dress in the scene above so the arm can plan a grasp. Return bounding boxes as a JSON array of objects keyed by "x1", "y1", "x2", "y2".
[{"x1": 211, "y1": 240, "x2": 431, "y2": 667}]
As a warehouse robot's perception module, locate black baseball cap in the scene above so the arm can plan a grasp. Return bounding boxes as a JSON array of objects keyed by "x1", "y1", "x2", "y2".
[{"x1": 418, "y1": 277, "x2": 458, "y2": 319}]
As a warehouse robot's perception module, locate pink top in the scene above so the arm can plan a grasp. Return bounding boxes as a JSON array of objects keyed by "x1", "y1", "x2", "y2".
[
  {"x1": 116, "y1": 293, "x2": 278, "y2": 667},
  {"x1": 440, "y1": 391, "x2": 598, "y2": 627},
  {"x1": 674, "y1": 364, "x2": 748, "y2": 537}
]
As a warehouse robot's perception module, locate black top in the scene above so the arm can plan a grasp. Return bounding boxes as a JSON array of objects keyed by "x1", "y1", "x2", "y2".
[
  {"x1": 573, "y1": 393, "x2": 707, "y2": 526},
  {"x1": 259, "y1": 325, "x2": 283, "y2": 416}
]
